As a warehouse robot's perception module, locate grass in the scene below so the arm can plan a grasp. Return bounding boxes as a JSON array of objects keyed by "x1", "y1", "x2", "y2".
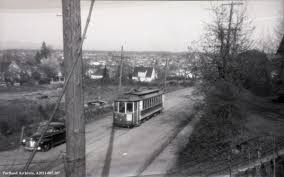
[{"x1": 0, "y1": 84, "x2": 49, "y2": 93}]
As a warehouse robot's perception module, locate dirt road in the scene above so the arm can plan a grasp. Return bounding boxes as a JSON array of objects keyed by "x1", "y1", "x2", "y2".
[{"x1": 0, "y1": 87, "x2": 199, "y2": 177}]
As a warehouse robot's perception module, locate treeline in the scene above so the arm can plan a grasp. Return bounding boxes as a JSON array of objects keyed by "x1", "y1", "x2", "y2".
[{"x1": 0, "y1": 42, "x2": 63, "y2": 86}]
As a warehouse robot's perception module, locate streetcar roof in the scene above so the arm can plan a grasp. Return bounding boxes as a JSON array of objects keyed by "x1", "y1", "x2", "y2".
[
  {"x1": 115, "y1": 88, "x2": 163, "y2": 102},
  {"x1": 130, "y1": 89, "x2": 161, "y2": 96}
]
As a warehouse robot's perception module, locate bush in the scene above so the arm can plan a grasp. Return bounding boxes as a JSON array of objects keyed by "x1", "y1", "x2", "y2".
[
  {"x1": 39, "y1": 77, "x2": 51, "y2": 85},
  {"x1": 201, "y1": 80, "x2": 247, "y2": 142},
  {"x1": 232, "y1": 50, "x2": 272, "y2": 96}
]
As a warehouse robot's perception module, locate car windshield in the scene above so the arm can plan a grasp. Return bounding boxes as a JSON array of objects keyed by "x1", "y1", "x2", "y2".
[{"x1": 35, "y1": 125, "x2": 55, "y2": 134}]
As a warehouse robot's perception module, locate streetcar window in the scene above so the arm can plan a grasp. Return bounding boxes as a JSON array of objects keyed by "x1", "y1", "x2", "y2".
[
  {"x1": 114, "y1": 102, "x2": 118, "y2": 112},
  {"x1": 127, "y1": 102, "x2": 133, "y2": 112},
  {"x1": 144, "y1": 100, "x2": 148, "y2": 109},
  {"x1": 119, "y1": 102, "x2": 125, "y2": 113}
]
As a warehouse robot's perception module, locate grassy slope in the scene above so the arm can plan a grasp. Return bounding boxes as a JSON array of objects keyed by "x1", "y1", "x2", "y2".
[{"x1": 170, "y1": 90, "x2": 284, "y2": 177}]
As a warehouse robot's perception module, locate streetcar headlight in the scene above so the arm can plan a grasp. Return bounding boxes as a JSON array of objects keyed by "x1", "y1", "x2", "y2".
[{"x1": 22, "y1": 139, "x2": 26, "y2": 143}]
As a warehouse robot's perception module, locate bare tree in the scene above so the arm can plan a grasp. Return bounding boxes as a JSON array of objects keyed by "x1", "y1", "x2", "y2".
[
  {"x1": 202, "y1": 2, "x2": 254, "y2": 80},
  {"x1": 191, "y1": 2, "x2": 256, "y2": 156}
]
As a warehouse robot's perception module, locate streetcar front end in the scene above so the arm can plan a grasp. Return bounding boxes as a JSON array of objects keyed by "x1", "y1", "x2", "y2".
[{"x1": 113, "y1": 101, "x2": 139, "y2": 127}]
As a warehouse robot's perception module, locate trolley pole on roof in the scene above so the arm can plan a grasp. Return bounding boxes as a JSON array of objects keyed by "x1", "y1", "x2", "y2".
[
  {"x1": 119, "y1": 45, "x2": 123, "y2": 90},
  {"x1": 62, "y1": 0, "x2": 85, "y2": 176}
]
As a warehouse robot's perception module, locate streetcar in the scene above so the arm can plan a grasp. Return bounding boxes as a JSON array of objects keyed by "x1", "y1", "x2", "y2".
[{"x1": 113, "y1": 88, "x2": 164, "y2": 127}]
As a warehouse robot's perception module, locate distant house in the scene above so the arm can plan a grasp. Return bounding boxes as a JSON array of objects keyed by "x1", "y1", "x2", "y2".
[
  {"x1": 132, "y1": 66, "x2": 157, "y2": 82},
  {"x1": 169, "y1": 69, "x2": 193, "y2": 79},
  {"x1": 51, "y1": 72, "x2": 64, "y2": 85},
  {"x1": 86, "y1": 66, "x2": 104, "y2": 79}
]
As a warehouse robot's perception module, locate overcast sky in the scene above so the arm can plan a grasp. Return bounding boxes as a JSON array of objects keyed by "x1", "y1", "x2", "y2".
[{"x1": 0, "y1": 0, "x2": 283, "y2": 52}]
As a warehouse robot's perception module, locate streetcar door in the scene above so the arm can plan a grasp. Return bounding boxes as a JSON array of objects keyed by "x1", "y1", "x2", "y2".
[
  {"x1": 133, "y1": 102, "x2": 139, "y2": 125},
  {"x1": 126, "y1": 102, "x2": 133, "y2": 122}
]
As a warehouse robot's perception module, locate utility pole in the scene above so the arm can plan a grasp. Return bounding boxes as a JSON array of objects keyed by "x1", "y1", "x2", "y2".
[
  {"x1": 273, "y1": 135, "x2": 276, "y2": 177},
  {"x1": 62, "y1": 0, "x2": 85, "y2": 176},
  {"x1": 163, "y1": 58, "x2": 168, "y2": 91},
  {"x1": 221, "y1": 2, "x2": 244, "y2": 42},
  {"x1": 119, "y1": 45, "x2": 123, "y2": 90},
  {"x1": 221, "y1": 1, "x2": 243, "y2": 78}
]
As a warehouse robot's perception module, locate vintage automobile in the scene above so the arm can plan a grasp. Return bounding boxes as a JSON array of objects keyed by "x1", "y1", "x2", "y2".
[
  {"x1": 21, "y1": 122, "x2": 65, "y2": 151},
  {"x1": 84, "y1": 100, "x2": 107, "y2": 109}
]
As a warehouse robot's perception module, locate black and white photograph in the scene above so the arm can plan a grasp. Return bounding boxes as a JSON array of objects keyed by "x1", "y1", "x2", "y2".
[{"x1": 0, "y1": 0, "x2": 284, "y2": 177}]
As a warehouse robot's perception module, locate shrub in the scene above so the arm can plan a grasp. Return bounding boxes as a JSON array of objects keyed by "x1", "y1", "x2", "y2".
[{"x1": 201, "y1": 80, "x2": 247, "y2": 142}]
